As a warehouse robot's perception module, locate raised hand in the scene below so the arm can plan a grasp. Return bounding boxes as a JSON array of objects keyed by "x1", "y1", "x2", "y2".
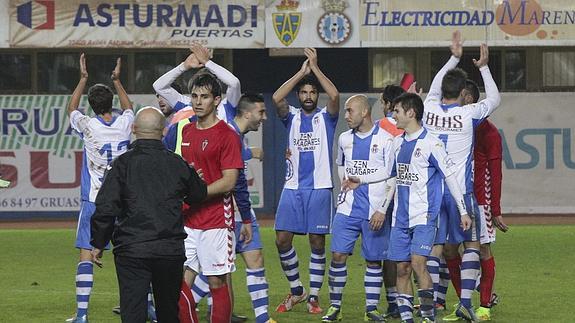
[
  {"x1": 304, "y1": 47, "x2": 318, "y2": 69},
  {"x1": 80, "y1": 53, "x2": 88, "y2": 79},
  {"x1": 111, "y1": 57, "x2": 121, "y2": 81},
  {"x1": 299, "y1": 59, "x2": 311, "y2": 75},
  {"x1": 473, "y1": 43, "x2": 489, "y2": 68},
  {"x1": 183, "y1": 50, "x2": 204, "y2": 70},
  {"x1": 407, "y1": 81, "x2": 423, "y2": 97},
  {"x1": 191, "y1": 42, "x2": 212, "y2": 65},
  {"x1": 450, "y1": 30, "x2": 463, "y2": 58}
]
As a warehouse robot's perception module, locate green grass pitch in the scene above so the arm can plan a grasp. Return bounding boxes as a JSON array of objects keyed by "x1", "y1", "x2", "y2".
[{"x1": 0, "y1": 225, "x2": 573, "y2": 322}]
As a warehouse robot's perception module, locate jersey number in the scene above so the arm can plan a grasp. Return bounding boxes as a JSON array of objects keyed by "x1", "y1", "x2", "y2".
[{"x1": 98, "y1": 140, "x2": 130, "y2": 182}]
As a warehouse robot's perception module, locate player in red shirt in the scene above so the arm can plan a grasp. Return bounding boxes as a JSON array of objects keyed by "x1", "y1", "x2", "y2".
[{"x1": 177, "y1": 72, "x2": 246, "y2": 323}]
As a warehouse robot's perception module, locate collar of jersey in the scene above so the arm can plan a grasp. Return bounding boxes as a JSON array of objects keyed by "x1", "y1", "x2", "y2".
[
  {"x1": 96, "y1": 115, "x2": 117, "y2": 126},
  {"x1": 440, "y1": 103, "x2": 460, "y2": 110}
]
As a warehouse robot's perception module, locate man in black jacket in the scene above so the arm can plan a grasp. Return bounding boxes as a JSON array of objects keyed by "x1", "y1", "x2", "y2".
[{"x1": 90, "y1": 106, "x2": 207, "y2": 323}]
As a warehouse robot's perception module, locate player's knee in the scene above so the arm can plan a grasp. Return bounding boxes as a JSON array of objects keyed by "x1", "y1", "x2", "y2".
[
  {"x1": 480, "y1": 244, "x2": 492, "y2": 259},
  {"x1": 207, "y1": 275, "x2": 227, "y2": 288},
  {"x1": 308, "y1": 234, "x2": 326, "y2": 250},
  {"x1": 396, "y1": 262, "x2": 412, "y2": 278},
  {"x1": 332, "y1": 252, "x2": 348, "y2": 264},
  {"x1": 443, "y1": 244, "x2": 460, "y2": 259},
  {"x1": 243, "y1": 251, "x2": 264, "y2": 269}
]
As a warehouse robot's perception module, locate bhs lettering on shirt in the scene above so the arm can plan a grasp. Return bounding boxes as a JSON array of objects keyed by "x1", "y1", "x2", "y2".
[
  {"x1": 293, "y1": 132, "x2": 321, "y2": 152},
  {"x1": 425, "y1": 112, "x2": 463, "y2": 131}
]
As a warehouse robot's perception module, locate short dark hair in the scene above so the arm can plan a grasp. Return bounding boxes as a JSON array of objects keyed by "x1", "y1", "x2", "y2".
[
  {"x1": 188, "y1": 69, "x2": 222, "y2": 98},
  {"x1": 296, "y1": 74, "x2": 322, "y2": 93},
  {"x1": 393, "y1": 93, "x2": 424, "y2": 122},
  {"x1": 441, "y1": 68, "x2": 468, "y2": 100},
  {"x1": 464, "y1": 79, "x2": 480, "y2": 104},
  {"x1": 380, "y1": 85, "x2": 405, "y2": 104},
  {"x1": 87, "y1": 84, "x2": 113, "y2": 115},
  {"x1": 237, "y1": 92, "x2": 264, "y2": 117}
]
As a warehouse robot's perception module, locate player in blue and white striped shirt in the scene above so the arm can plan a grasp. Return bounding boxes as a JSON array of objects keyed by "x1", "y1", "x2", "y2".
[
  {"x1": 321, "y1": 95, "x2": 395, "y2": 322},
  {"x1": 272, "y1": 48, "x2": 339, "y2": 314},
  {"x1": 390, "y1": 93, "x2": 470, "y2": 323},
  {"x1": 423, "y1": 31, "x2": 501, "y2": 322},
  {"x1": 67, "y1": 54, "x2": 133, "y2": 323}
]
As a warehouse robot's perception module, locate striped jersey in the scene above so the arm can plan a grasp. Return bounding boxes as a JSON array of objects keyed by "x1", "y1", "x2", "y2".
[
  {"x1": 282, "y1": 106, "x2": 338, "y2": 190},
  {"x1": 69, "y1": 110, "x2": 133, "y2": 202},
  {"x1": 390, "y1": 128, "x2": 457, "y2": 228},
  {"x1": 336, "y1": 125, "x2": 395, "y2": 220},
  {"x1": 423, "y1": 56, "x2": 501, "y2": 193}
]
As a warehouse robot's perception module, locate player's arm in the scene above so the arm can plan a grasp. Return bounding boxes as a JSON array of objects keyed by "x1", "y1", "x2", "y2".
[
  {"x1": 430, "y1": 141, "x2": 472, "y2": 230},
  {"x1": 425, "y1": 31, "x2": 462, "y2": 105},
  {"x1": 90, "y1": 160, "x2": 124, "y2": 251},
  {"x1": 111, "y1": 57, "x2": 132, "y2": 111},
  {"x1": 486, "y1": 126, "x2": 508, "y2": 232},
  {"x1": 474, "y1": 44, "x2": 501, "y2": 117},
  {"x1": 206, "y1": 168, "x2": 239, "y2": 199},
  {"x1": 67, "y1": 53, "x2": 88, "y2": 116},
  {"x1": 272, "y1": 59, "x2": 311, "y2": 119},
  {"x1": 152, "y1": 50, "x2": 202, "y2": 109},
  {"x1": 233, "y1": 169, "x2": 253, "y2": 224},
  {"x1": 306, "y1": 48, "x2": 340, "y2": 116},
  {"x1": 191, "y1": 43, "x2": 242, "y2": 107}
]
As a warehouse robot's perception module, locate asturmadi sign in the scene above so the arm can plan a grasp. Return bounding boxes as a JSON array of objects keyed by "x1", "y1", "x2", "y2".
[
  {"x1": 360, "y1": 0, "x2": 575, "y2": 47},
  {"x1": 0, "y1": 95, "x2": 264, "y2": 218},
  {"x1": 9, "y1": 0, "x2": 265, "y2": 48}
]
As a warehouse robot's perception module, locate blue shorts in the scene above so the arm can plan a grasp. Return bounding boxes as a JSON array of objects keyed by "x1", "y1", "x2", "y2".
[
  {"x1": 330, "y1": 213, "x2": 390, "y2": 261},
  {"x1": 234, "y1": 219, "x2": 263, "y2": 253},
  {"x1": 388, "y1": 225, "x2": 436, "y2": 262},
  {"x1": 275, "y1": 188, "x2": 333, "y2": 235},
  {"x1": 75, "y1": 201, "x2": 110, "y2": 250},
  {"x1": 445, "y1": 192, "x2": 481, "y2": 244},
  {"x1": 434, "y1": 195, "x2": 450, "y2": 245}
]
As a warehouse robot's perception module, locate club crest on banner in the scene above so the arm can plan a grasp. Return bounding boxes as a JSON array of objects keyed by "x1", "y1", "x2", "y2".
[
  {"x1": 317, "y1": 0, "x2": 351, "y2": 45},
  {"x1": 272, "y1": 0, "x2": 301, "y2": 46}
]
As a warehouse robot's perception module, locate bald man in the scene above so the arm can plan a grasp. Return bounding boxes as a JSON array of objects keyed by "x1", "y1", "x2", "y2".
[
  {"x1": 90, "y1": 107, "x2": 207, "y2": 323},
  {"x1": 322, "y1": 95, "x2": 396, "y2": 322}
]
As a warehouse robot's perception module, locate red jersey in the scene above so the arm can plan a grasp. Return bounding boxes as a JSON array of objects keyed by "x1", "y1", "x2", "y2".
[
  {"x1": 473, "y1": 119, "x2": 502, "y2": 216},
  {"x1": 180, "y1": 120, "x2": 243, "y2": 229}
]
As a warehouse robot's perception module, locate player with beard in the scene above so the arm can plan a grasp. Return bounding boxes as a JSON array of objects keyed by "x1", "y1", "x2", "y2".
[{"x1": 272, "y1": 48, "x2": 340, "y2": 315}]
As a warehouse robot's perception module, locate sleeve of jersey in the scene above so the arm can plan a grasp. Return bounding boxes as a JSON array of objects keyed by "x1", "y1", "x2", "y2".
[
  {"x1": 221, "y1": 131, "x2": 244, "y2": 170},
  {"x1": 90, "y1": 160, "x2": 123, "y2": 249},
  {"x1": 336, "y1": 136, "x2": 344, "y2": 166},
  {"x1": 205, "y1": 60, "x2": 241, "y2": 107},
  {"x1": 322, "y1": 106, "x2": 339, "y2": 125},
  {"x1": 233, "y1": 169, "x2": 253, "y2": 223},
  {"x1": 425, "y1": 55, "x2": 459, "y2": 105},
  {"x1": 69, "y1": 110, "x2": 90, "y2": 134},
  {"x1": 117, "y1": 109, "x2": 135, "y2": 129},
  {"x1": 162, "y1": 123, "x2": 178, "y2": 152},
  {"x1": 474, "y1": 66, "x2": 501, "y2": 120},
  {"x1": 487, "y1": 127, "x2": 503, "y2": 216},
  {"x1": 152, "y1": 63, "x2": 191, "y2": 110},
  {"x1": 280, "y1": 111, "x2": 295, "y2": 127},
  {"x1": 429, "y1": 140, "x2": 456, "y2": 179}
]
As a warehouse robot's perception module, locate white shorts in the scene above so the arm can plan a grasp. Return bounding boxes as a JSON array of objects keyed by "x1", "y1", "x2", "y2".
[
  {"x1": 184, "y1": 227, "x2": 236, "y2": 276},
  {"x1": 479, "y1": 205, "x2": 496, "y2": 244}
]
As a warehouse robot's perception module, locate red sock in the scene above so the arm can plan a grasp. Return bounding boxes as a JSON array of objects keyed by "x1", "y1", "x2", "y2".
[
  {"x1": 480, "y1": 257, "x2": 496, "y2": 307},
  {"x1": 179, "y1": 280, "x2": 199, "y2": 323},
  {"x1": 210, "y1": 284, "x2": 232, "y2": 323},
  {"x1": 446, "y1": 255, "x2": 462, "y2": 298}
]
